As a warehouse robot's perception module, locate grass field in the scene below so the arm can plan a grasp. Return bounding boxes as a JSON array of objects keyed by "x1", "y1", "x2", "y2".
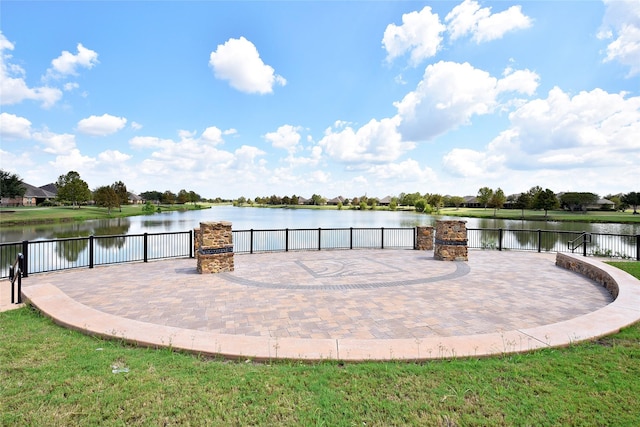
[
  {"x1": 2, "y1": 203, "x2": 639, "y2": 226},
  {"x1": 438, "y1": 207, "x2": 640, "y2": 224},
  {"x1": 2, "y1": 263, "x2": 639, "y2": 426},
  {"x1": 0, "y1": 204, "x2": 211, "y2": 226}
]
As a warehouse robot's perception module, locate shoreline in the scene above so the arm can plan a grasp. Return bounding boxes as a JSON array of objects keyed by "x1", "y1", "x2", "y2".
[{"x1": 1, "y1": 203, "x2": 639, "y2": 227}]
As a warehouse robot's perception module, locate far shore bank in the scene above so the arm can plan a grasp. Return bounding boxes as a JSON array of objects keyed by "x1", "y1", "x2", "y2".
[{"x1": 1, "y1": 203, "x2": 639, "y2": 227}]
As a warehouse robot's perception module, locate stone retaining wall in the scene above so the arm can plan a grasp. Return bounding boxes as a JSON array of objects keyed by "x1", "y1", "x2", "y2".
[{"x1": 556, "y1": 253, "x2": 619, "y2": 298}]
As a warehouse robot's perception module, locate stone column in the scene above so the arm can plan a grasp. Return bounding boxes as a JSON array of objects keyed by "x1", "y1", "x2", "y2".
[
  {"x1": 415, "y1": 226, "x2": 434, "y2": 250},
  {"x1": 434, "y1": 220, "x2": 468, "y2": 261},
  {"x1": 196, "y1": 221, "x2": 234, "y2": 273}
]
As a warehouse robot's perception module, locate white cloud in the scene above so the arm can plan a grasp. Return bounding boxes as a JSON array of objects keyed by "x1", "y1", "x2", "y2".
[
  {"x1": 504, "y1": 87, "x2": 640, "y2": 156},
  {"x1": 442, "y1": 148, "x2": 505, "y2": 178},
  {"x1": 32, "y1": 129, "x2": 76, "y2": 155},
  {"x1": 77, "y1": 114, "x2": 127, "y2": 136},
  {"x1": 598, "y1": 0, "x2": 640, "y2": 76},
  {"x1": 318, "y1": 117, "x2": 414, "y2": 164},
  {"x1": 264, "y1": 125, "x2": 302, "y2": 153},
  {"x1": 0, "y1": 32, "x2": 62, "y2": 108},
  {"x1": 46, "y1": 43, "x2": 99, "y2": 79},
  {"x1": 445, "y1": 0, "x2": 532, "y2": 43},
  {"x1": 366, "y1": 159, "x2": 437, "y2": 183},
  {"x1": 49, "y1": 148, "x2": 97, "y2": 171},
  {"x1": 382, "y1": 6, "x2": 446, "y2": 66},
  {"x1": 130, "y1": 121, "x2": 143, "y2": 131},
  {"x1": 395, "y1": 61, "x2": 539, "y2": 141},
  {"x1": 98, "y1": 150, "x2": 132, "y2": 163},
  {"x1": 201, "y1": 126, "x2": 224, "y2": 145},
  {"x1": 442, "y1": 87, "x2": 640, "y2": 183},
  {"x1": 0, "y1": 112, "x2": 32, "y2": 139},
  {"x1": 209, "y1": 37, "x2": 286, "y2": 94},
  {"x1": 63, "y1": 82, "x2": 79, "y2": 91}
]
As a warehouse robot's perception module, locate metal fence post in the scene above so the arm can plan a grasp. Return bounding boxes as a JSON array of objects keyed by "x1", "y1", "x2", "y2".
[
  {"x1": 498, "y1": 229, "x2": 503, "y2": 251},
  {"x1": 285, "y1": 228, "x2": 289, "y2": 252},
  {"x1": 636, "y1": 234, "x2": 639, "y2": 261},
  {"x1": 350, "y1": 227, "x2": 353, "y2": 250},
  {"x1": 16, "y1": 253, "x2": 22, "y2": 303},
  {"x1": 250, "y1": 229, "x2": 254, "y2": 254},
  {"x1": 318, "y1": 228, "x2": 322, "y2": 251},
  {"x1": 89, "y1": 235, "x2": 94, "y2": 269},
  {"x1": 537, "y1": 230, "x2": 541, "y2": 253},
  {"x1": 381, "y1": 227, "x2": 385, "y2": 249},
  {"x1": 21, "y1": 240, "x2": 28, "y2": 278},
  {"x1": 143, "y1": 233, "x2": 149, "y2": 262},
  {"x1": 189, "y1": 229, "x2": 194, "y2": 258}
]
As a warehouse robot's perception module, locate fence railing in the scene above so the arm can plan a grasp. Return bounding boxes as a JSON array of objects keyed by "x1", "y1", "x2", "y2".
[
  {"x1": 232, "y1": 227, "x2": 415, "y2": 254},
  {"x1": 0, "y1": 231, "x2": 192, "y2": 278},
  {"x1": 1, "y1": 227, "x2": 638, "y2": 278}
]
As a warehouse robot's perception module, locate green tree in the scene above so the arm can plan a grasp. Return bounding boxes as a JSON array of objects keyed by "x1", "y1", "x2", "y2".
[
  {"x1": 310, "y1": 194, "x2": 324, "y2": 205},
  {"x1": 513, "y1": 192, "x2": 532, "y2": 219},
  {"x1": 337, "y1": 201, "x2": 343, "y2": 210},
  {"x1": 93, "y1": 186, "x2": 119, "y2": 214},
  {"x1": 427, "y1": 194, "x2": 444, "y2": 213},
  {"x1": 559, "y1": 192, "x2": 599, "y2": 212},
  {"x1": 188, "y1": 191, "x2": 200, "y2": 205},
  {"x1": 488, "y1": 188, "x2": 506, "y2": 217},
  {"x1": 111, "y1": 181, "x2": 128, "y2": 212},
  {"x1": 477, "y1": 187, "x2": 493, "y2": 209},
  {"x1": 400, "y1": 192, "x2": 421, "y2": 206},
  {"x1": 161, "y1": 190, "x2": 176, "y2": 204},
  {"x1": 449, "y1": 196, "x2": 465, "y2": 210},
  {"x1": 177, "y1": 189, "x2": 189, "y2": 204},
  {"x1": 622, "y1": 191, "x2": 640, "y2": 214},
  {"x1": 56, "y1": 171, "x2": 91, "y2": 208},
  {"x1": 533, "y1": 188, "x2": 559, "y2": 218},
  {"x1": 140, "y1": 191, "x2": 162, "y2": 203},
  {"x1": 414, "y1": 198, "x2": 427, "y2": 213},
  {"x1": 389, "y1": 199, "x2": 398, "y2": 211},
  {"x1": 0, "y1": 170, "x2": 26, "y2": 199},
  {"x1": 142, "y1": 201, "x2": 156, "y2": 214}
]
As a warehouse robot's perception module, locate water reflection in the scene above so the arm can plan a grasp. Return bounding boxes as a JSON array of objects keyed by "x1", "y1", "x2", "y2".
[{"x1": 1, "y1": 207, "x2": 638, "y2": 243}]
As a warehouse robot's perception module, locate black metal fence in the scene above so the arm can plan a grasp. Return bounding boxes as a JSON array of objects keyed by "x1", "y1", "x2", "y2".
[
  {"x1": 0, "y1": 231, "x2": 192, "y2": 278},
  {"x1": 232, "y1": 227, "x2": 415, "y2": 254},
  {"x1": 1, "y1": 227, "x2": 638, "y2": 278}
]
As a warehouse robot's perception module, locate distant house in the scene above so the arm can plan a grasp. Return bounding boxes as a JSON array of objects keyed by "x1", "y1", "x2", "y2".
[
  {"x1": 378, "y1": 196, "x2": 392, "y2": 206},
  {"x1": 588, "y1": 198, "x2": 615, "y2": 211},
  {"x1": 326, "y1": 196, "x2": 344, "y2": 205},
  {"x1": 129, "y1": 193, "x2": 144, "y2": 204},
  {"x1": 463, "y1": 196, "x2": 481, "y2": 208},
  {"x1": 298, "y1": 196, "x2": 310, "y2": 205},
  {"x1": 1, "y1": 182, "x2": 57, "y2": 206}
]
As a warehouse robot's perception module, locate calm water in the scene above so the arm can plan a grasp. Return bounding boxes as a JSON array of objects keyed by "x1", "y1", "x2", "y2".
[{"x1": 1, "y1": 205, "x2": 638, "y2": 243}]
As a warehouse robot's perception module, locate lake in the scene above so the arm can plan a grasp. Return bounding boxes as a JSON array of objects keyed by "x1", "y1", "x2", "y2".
[{"x1": 1, "y1": 205, "x2": 639, "y2": 243}]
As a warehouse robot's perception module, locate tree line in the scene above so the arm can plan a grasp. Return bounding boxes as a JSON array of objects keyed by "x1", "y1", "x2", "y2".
[
  {"x1": 0, "y1": 170, "x2": 207, "y2": 213},
  {"x1": 2, "y1": 169, "x2": 639, "y2": 215}
]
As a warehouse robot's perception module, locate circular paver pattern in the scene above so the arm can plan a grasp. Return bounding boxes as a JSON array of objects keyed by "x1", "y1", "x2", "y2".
[{"x1": 24, "y1": 250, "x2": 613, "y2": 340}]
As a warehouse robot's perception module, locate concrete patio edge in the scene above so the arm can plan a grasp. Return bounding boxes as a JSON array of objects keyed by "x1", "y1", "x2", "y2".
[{"x1": 21, "y1": 253, "x2": 640, "y2": 362}]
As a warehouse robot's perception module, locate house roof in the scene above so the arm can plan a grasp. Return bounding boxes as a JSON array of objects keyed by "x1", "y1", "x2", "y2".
[{"x1": 21, "y1": 182, "x2": 56, "y2": 199}]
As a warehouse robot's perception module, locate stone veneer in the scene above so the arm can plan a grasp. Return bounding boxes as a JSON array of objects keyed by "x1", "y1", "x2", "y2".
[
  {"x1": 556, "y1": 252, "x2": 619, "y2": 298},
  {"x1": 415, "y1": 226, "x2": 434, "y2": 250},
  {"x1": 196, "y1": 221, "x2": 234, "y2": 274},
  {"x1": 434, "y1": 220, "x2": 468, "y2": 261}
]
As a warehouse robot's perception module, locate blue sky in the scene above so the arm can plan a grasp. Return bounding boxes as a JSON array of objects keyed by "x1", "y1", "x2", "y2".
[{"x1": 1, "y1": 0, "x2": 639, "y2": 200}]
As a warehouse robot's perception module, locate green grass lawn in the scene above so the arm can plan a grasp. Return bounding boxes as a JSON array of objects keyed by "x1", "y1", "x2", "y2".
[
  {"x1": 2, "y1": 263, "x2": 640, "y2": 426},
  {"x1": 0, "y1": 204, "x2": 210, "y2": 226},
  {"x1": 438, "y1": 207, "x2": 640, "y2": 224}
]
